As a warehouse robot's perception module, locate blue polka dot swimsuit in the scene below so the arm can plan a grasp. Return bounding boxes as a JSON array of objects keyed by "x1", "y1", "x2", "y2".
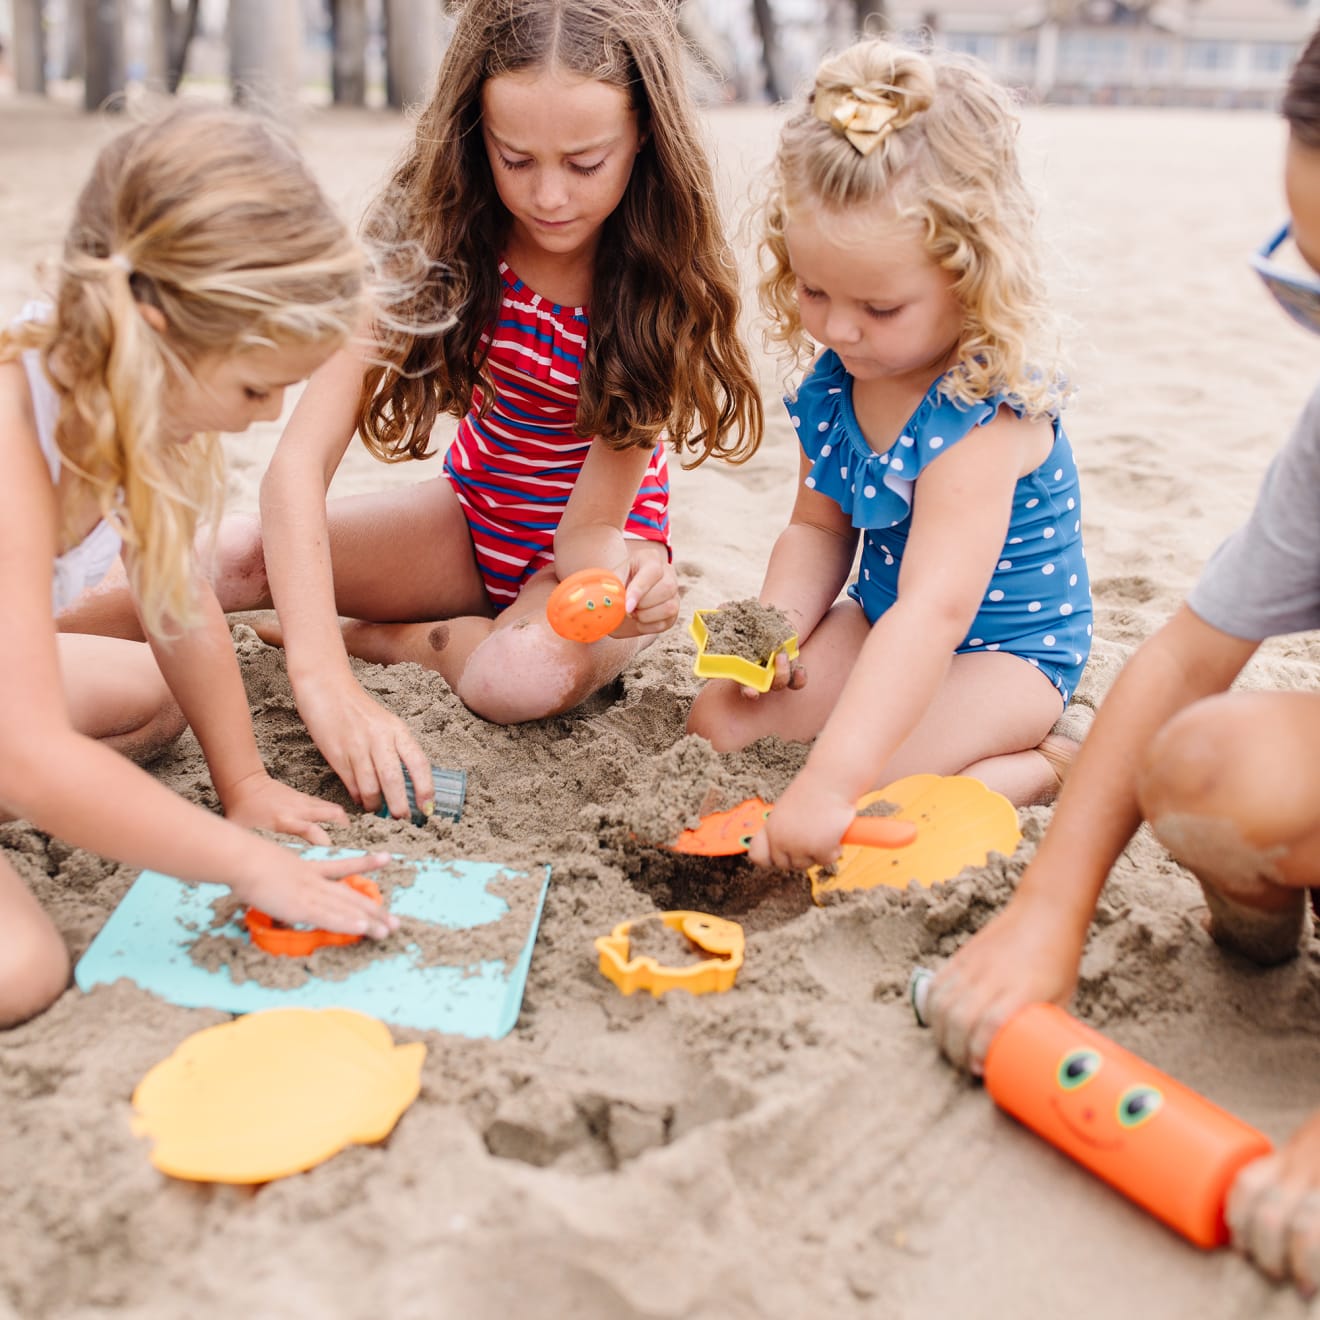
[{"x1": 787, "y1": 351, "x2": 1093, "y2": 706}]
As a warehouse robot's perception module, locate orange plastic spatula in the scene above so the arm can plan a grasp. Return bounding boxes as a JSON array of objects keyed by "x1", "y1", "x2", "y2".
[{"x1": 670, "y1": 796, "x2": 917, "y2": 857}]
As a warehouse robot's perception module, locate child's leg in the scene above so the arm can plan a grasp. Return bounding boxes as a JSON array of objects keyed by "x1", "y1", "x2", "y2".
[
  {"x1": 59, "y1": 476, "x2": 490, "y2": 641},
  {"x1": 56, "y1": 634, "x2": 187, "y2": 764},
  {"x1": 338, "y1": 554, "x2": 661, "y2": 724},
  {"x1": 688, "y1": 604, "x2": 1064, "y2": 804},
  {"x1": 873, "y1": 653, "x2": 1066, "y2": 804},
  {"x1": 1161, "y1": 691, "x2": 1320, "y2": 1289},
  {"x1": 241, "y1": 477, "x2": 492, "y2": 680},
  {"x1": 0, "y1": 856, "x2": 70, "y2": 1027},
  {"x1": 227, "y1": 475, "x2": 492, "y2": 622},
  {"x1": 1135, "y1": 688, "x2": 1320, "y2": 964},
  {"x1": 55, "y1": 558, "x2": 140, "y2": 639}
]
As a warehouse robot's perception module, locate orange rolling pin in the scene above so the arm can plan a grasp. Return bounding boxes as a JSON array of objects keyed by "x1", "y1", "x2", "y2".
[{"x1": 909, "y1": 969, "x2": 1272, "y2": 1248}]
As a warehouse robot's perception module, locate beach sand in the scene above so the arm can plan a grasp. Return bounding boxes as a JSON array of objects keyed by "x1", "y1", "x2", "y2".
[{"x1": 3, "y1": 94, "x2": 1320, "y2": 1319}]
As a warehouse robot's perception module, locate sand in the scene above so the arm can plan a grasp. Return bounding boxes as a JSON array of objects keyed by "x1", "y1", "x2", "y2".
[{"x1": 3, "y1": 93, "x2": 1320, "y2": 1319}]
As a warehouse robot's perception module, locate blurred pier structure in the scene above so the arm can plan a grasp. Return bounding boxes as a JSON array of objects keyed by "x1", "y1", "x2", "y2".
[{"x1": 0, "y1": 0, "x2": 1316, "y2": 111}]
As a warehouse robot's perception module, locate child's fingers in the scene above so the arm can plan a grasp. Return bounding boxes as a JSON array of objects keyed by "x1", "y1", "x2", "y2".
[
  {"x1": 309, "y1": 882, "x2": 396, "y2": 940},
  {"x1": 372, "y1": 747, "x2": 412, "y2": 820},
  {"x1": 629, "y1": 595, "x2": 678, "y2": 630},
  {"x1": 622, "y1": 557, "x2": 665, "y2": 614},
  {"x1": 285, "y1": 817, "x2": 333, "y2": 848},
  {"x1": 1288, "y1": 1195, "x2": 1320, "y2": 1296},
  {"x1": 316, "y1": 851, "x2": 391, "y2": 881},
  {"x1": 307, "y1": 798, "x2": 349, "y2": 825},
  {"x1": 400, "y1": 743, "x2": 435, "y2": 817}
]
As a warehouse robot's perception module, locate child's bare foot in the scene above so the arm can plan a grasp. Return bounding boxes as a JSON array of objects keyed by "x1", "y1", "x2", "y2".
[{"x1": 1036, "y1": 732, "x2": 1080, "y2": 794}]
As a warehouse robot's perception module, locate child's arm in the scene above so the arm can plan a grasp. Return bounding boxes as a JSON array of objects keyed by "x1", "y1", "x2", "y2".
[
  {"x1": 258, "y1": 346, "x2": 433, "y2": 818},
  {"x1": 748, "y1": 409, "x2": 1045, "y2": 867},
  {"x1": 750, "y1": 450, "x2": 859, "y2": 691},
  {"x1": 927, "y1": 604, "x2": 1256, "y2": 1072},
  {"x1": 553, "y1": 439, "x2": 678, "y2": 636},
  {"x1": 0, "y1": 370, "x2": 394, "y2": 937},
  {"x1": 138, "y1": 569, "x2": 348, "y2": 845}
]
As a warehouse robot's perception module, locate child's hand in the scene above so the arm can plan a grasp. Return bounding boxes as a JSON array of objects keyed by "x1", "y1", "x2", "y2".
[
  {"x1": 292, "y1": 674, "x2": 433, "y2": 820},
  {"x1": 622, "y1": 552, "x2": 679, "y2": 636},
  {"x1": 736, "y1": 648, "x2": 807, "y2": 700},
  {"x1": 1228, "y1": 1117, "x2": 1320, "y2": 1295},
  {"x1": 229, "y1": 850, "x2": 399, "y2": 940},
  {"x1": 220, "y1": 769, "x2": 349, "y2": 846},
  {"x1": 924, "y1": 895, "x2": 1084, "y2": 1075},
  {"x1": 745, "y1": 773, "x2": 857, "y2": 871}
]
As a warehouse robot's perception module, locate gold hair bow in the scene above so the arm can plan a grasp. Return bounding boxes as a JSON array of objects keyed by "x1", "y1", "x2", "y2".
[{"x1": 813, "y1": 86, "x2": 899, "y2": 157}]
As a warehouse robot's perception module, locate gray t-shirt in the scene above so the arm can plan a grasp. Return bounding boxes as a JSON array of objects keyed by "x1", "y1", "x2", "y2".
[{"x1": 1188, "y1": 383, "x2": 1320, "y2": 640}]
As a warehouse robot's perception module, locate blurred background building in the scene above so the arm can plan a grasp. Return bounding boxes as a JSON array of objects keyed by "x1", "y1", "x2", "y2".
[{"x1": 1, "y1": 0, "x2": 1317, "y2": 112}]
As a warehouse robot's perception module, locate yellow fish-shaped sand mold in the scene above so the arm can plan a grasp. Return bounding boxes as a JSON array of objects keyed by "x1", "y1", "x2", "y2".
[
  {"x1": 131, "y1": 1007, "x2": 426, "y2": 1183},
  {"x1": 596, "y1": 911, "x2": 744, "y2": 997},
  {"x1": 810, "y1": 773, "x2": 1021, "y2": 903}
]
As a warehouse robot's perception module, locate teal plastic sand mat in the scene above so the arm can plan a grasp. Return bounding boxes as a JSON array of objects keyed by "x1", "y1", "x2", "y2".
[{"x1": 75, "y1": 849, "x2": 550, "y2": 1038}]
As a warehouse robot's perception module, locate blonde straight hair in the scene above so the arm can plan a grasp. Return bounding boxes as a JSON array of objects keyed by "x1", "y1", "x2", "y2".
[{"x1": 0, "y1": 105, "x2": 365, "y2": 635}]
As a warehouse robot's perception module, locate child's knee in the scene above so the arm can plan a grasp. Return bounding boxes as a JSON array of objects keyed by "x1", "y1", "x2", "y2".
[
  {"x1": 455, "y1": 623, "x2": 594, "y2": 724},
  {"x1": 1137, "y1": 693, "x2": 1293, "y2": 856},
  {"x1": 1138, "y1": 693, "x2": 1257, "y2": 821},
  {"x1": 0, "y1": 929, "x2": 70, "y2": 1028},
  {"x1": 211, "y1": 514, "x2": 270, "y2": 610}
]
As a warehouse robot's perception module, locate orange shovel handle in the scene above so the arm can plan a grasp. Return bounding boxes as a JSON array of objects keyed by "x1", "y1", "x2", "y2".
[{"x1": 841, "y1": 817, "x2": 918, "y2": 850}]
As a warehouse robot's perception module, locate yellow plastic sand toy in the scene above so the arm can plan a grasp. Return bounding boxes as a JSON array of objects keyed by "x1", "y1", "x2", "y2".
[
  {"x1": 131, "y1": 1007, "x2": 426, "y2": 1183},
  {"x1": 810, "y1": 773, "x2": 1021, "y2": 903},
  {"x1": 690, "y1": 610, "x2": 799, "y2": 694},
  {"x1": 596, "y1": 911, "x2": 744, "y2": 997}
]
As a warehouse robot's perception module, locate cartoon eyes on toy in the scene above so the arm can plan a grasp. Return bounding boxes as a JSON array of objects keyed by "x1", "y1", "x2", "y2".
[
  {"x1": 1056, "y1": 1048, "x2": 1101, "y2": 1090},
  {"x1": 1116, "y1": 1085, "x2": 1163, "y2": 1128}
]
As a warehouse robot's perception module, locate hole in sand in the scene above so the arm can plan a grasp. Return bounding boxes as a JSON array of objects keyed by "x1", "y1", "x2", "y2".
[{"x1": 622, "y1": 844, "x2": 812, "y2": 934}]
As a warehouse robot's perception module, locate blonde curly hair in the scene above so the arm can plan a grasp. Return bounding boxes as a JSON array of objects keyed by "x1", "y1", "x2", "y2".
[
  {"x1": 759, "y1": 38, "x2": 1067, "y2": 419},
  {"x1": 0, "y1": 104, "x2": 364, "y2": 635}
]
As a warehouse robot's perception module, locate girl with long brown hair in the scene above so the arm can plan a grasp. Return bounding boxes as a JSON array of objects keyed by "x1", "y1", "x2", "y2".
[{"x1": 203, "y1": 0, "x2": 762, "y2": 819}]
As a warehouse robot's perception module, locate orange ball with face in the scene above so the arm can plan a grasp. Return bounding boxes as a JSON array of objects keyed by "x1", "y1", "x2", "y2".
[
  {"x1": 546, "y1": 569, "x2": 627, "y2": 644},
  {"x1": 983, "y1": 1003, "x2": 1272, "y2": 1248}
]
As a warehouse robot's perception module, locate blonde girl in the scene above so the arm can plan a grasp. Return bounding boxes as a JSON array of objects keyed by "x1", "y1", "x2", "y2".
[
  {"x1": 0, "y1": 106, "x2": 396, "y2": 1027},
  {"x1": 688, "y1": 38, "x2": 1093, "y2": 871},
  {"x1": 157, "y1": 0, "x2": 763, "y2": 821}
]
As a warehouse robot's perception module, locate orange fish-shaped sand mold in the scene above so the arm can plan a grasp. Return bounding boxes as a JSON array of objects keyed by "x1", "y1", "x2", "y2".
[
  {"x1": 596, "y1": 911, "x2": 744, "y2": 997},
  {"x1": 131, "y1": 1007, "x2": 426, "y2": 1183}
]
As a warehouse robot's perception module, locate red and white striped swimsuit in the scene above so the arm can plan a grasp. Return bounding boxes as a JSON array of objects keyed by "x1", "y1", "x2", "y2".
[{"x1": 443, "y1": 262, "x2": 671, "y2": 611}]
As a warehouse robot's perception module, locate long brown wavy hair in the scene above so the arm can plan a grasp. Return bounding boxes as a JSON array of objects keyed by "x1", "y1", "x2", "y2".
[
  {"x1": 0, "y1": 105, "x2": 364, "y2": 635},
  {"x1": 359, "y1": 0, "x2": 762, "y2": 467}
]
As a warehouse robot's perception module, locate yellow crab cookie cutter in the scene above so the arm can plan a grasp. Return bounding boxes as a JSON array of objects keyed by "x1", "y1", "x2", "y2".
[
  {"x1": 690, "y1": 610, "x2": 800, "y2": 694},
  {"x1": 595, "y1": 911, "x2": 745, "y2": 997}
]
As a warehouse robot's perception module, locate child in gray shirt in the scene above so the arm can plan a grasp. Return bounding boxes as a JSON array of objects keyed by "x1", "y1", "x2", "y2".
[{"x1": 924, "y1": 24, "x2": 1320, "y2": 1297}]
